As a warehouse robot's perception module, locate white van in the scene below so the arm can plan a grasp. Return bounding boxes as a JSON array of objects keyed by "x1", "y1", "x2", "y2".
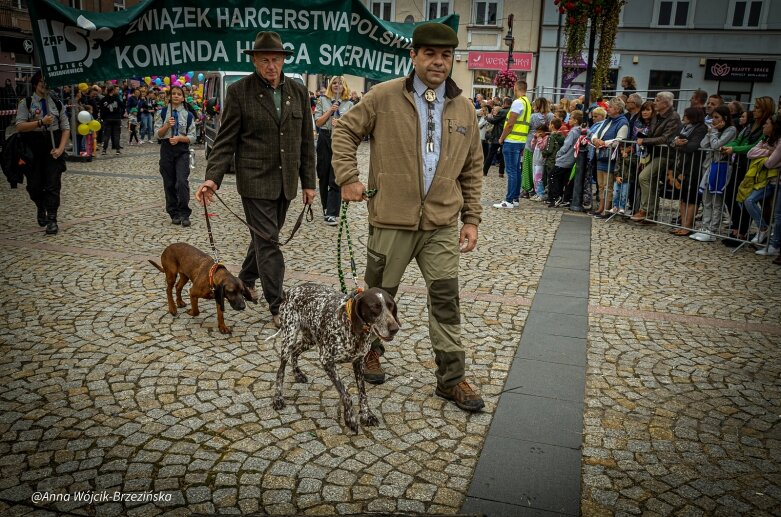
[{"x1": 202, "y1": 71, "x2": 304, "y2": 158}]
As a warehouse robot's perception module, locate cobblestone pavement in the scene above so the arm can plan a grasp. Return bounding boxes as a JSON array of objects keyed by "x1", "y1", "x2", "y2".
[{"x1": 0, "y1": 138, "x2": 779, "y2": 516}]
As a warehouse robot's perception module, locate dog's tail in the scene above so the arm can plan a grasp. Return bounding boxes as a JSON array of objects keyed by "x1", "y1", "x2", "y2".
[{"x1": 148, "y1": 260, "x2": 164, "y2": 273}]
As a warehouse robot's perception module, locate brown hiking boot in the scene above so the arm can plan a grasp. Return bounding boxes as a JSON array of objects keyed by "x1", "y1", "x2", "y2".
[
  {"x1": 363, "y1": 349, "x2": 385, "y2": 384},
  {"x1": 435, "y1": 380, "x2": 485, "y2": 412}
]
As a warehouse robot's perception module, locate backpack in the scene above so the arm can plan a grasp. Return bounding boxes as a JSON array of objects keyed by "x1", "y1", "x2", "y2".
[{"x1": 1, "y1": 127, "x2": 34, "y2": 188}]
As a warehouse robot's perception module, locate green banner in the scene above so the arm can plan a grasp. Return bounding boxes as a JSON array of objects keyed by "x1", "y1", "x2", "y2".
[{"x1": 29, "y1": 0, "x2": 458, "y2": 87}]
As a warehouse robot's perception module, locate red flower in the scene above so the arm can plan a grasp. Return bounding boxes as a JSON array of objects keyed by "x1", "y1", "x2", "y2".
[
  {"x1": 595, "y1": 5, "x2": 603, "y2": 13},
  {"x1": 565, "y1": 1, "x2": 576, "y2": 9},
  {"x1": 559, "y1": 6, "x2": 565, "y2": 13},
  {"x1": 568, "y1": 15, "x2": 576, "y2": 24}
]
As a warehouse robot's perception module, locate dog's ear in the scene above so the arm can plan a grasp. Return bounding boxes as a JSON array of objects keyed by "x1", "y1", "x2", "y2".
[
  {"x1": 239, "y1": 280, "x2": 256, "y2": 304},
  {"x1": 215, "y1": 285, "x2": 225, "y2": 312},
  {"x1": 390, "y1": 296, "x2": 400, "y2": 326},
  {"x1": 351, "y1": 293, "x2": 369, "y2": 335}
]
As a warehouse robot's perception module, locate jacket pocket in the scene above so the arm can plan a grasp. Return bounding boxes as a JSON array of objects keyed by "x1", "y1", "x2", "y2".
[
  {"x1": 424, "y1": 176, "x2": 461, "y2": 227},
  {"x1": 371, "y1": 173, "x2": 420, "y2": 227}
]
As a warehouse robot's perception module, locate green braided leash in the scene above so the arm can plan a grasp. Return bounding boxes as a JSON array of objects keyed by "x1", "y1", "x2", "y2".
[{"x1": 337, "y1": 189, "x2": 377, "y2": 294}]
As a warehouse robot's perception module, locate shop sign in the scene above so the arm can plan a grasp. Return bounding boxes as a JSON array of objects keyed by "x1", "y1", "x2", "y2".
[
  {"x1": 704, "y1": 59, "x2": 775, "y2": 82},
  {"x1": 561, "y1": 52, "x2": 620, "y2": 69},
  {"x1": 468, "y1": 51, "x2": 533, "y2": 72}
]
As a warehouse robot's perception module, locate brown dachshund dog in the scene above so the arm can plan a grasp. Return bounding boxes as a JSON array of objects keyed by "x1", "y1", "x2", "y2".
[{"x1": 148, "y1": 243, "x2": 254, "y2": 334}]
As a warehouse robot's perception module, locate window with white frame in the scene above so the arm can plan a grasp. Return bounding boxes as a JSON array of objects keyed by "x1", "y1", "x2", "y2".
[
  {"x1": 114, "y1": 0, "x2": 126, "y2": 11},
  {"x1": 728, "y1": 0, "x2": 765, "y2": 28},
  {"x1": 427, "y1": 1, "x2": 451, "y2": 19},
  {"x1": 473, "y1": 1, "x2": 500, "y2": 26},
  {"x1": 371, "y1": 1, "x2": 394, "y2": 21},
  {"x1": 653, "y1": 0, "x2": 693, "y2": 27},
  {"x1": 14, "y1": 0, "x2": 28, "y2": 9}
]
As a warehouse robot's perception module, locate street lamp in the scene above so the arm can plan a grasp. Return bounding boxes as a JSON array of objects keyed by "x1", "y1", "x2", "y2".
[{"x1": 504, "y1": 14, "x2": 515, "y2": 69}]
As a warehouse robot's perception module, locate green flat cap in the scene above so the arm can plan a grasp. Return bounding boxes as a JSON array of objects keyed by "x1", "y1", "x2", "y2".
[{"x1": 412, "y1": 22, "x2": 459, "y2": 48}]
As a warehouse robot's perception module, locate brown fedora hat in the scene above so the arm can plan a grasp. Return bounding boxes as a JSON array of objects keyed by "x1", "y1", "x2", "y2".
[{"x1": 243, "y1": 31, "x2": 293, "y2": 55}]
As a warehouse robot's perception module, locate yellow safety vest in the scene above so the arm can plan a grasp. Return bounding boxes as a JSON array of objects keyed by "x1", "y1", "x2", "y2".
[{"x1": 504, "y1": 95, "x2": 532, "y2": 143}]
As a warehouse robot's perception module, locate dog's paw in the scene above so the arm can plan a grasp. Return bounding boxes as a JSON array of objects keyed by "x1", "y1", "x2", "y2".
[
  {"x1": 346, "y1": 416, "x2": 359, "y2": 434},
  {"x1": 361, "y1": 412, "x2": 379, "y2": 427},
  {"x1": 168, "y1": 308, "x2": 177, "y2": 316},
  {"x1": 176, "y1": 300, "x2": 186, "y2": 308},
  {"x1": 186, "y1": 308, "x2": 200, "y2": 317},
  {"x1": 219, "y1": 325, "x2": 232, "y2": 334},
  {"x1": 293, "y1": 370, "x2": 308, "y2": 383},
  {"x1": 271, "y1": 397, "x2": 286, "y2": 410}
]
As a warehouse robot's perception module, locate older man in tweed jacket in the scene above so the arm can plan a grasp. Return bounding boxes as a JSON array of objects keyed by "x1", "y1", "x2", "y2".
[{"x1": 196, "y1": 32, "x2": 316, "y2": 328}]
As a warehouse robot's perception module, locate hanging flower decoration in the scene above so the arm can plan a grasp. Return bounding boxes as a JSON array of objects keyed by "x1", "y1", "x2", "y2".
[
  {"x1": 493, "y1": 69, "x2": 518, "y2": 90},
  {"x1": 554, "y1": 0, "x2": 626, "y2": 94}
]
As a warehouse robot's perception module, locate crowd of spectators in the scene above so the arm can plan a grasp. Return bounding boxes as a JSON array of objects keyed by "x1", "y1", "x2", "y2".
[{"x1": 473, "y1": 76, "x2": 781, "y2": 264}]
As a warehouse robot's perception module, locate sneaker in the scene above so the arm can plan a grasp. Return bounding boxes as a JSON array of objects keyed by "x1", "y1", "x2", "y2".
[
  {"x1": 324, "y1": 215, "x2": 338, "y2": 226},
  {"x1": 530, "y1": 194, "x2": 540, "y2": 201},
  {"x1": 116, "y1": 150, "x2": 121, "y2": 155},
  {"x1": 363, "y1": 349, "x2": 385, "y2": 384},
  {"x1": 493, "y1": 201, "x2": 516, "y2": 209},
  {"x1": 520, "y1": 191, "x2": 530, "y2": 199},
  {"x1": 45, "y1": 220, "x2": 58, "y2": 235},
  {"x1": 609, "y1": 207, "x2": 619, "y2": 214},
  {"x1": 619, "y1": 209, "x2": 625, "y2": 215},
  {"x1": 690, "y1": 232, "x2": 716, "y2": 242},
  {"x1": 756, "y1": 245, "x2": 780, "y2": 256},
  {"x1": 101, "y1": 150, "x2": 107, "y2": 155},
  {"x1": 171, "y1": 217, "x2": 182, "y2": 225},
  {"x1": 435, "y1": 380, "x2": 485, "y2": 412},
  {"x1": 512, "y1": 200, "x2": 520, "y2": 207},
  {"x1": 181, "y1": 218, "x2": 191, "y2": 227},
  {"x1": 750, "y1": 230, "x2": 768, "y2": 244}
]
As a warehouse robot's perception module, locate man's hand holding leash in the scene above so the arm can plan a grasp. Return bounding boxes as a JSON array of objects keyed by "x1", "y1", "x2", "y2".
[
  {"x1": 196, "y1": 180, "x2": 218, "y2": 205},
  {"x1": 341, "y1": 181, "x2": 369, "y2": 202}
]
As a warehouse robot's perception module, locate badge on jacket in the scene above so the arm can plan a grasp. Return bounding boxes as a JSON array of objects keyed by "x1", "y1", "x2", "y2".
[{"x1": 456, "y1": 126, "x2": 467, "y2": 135}]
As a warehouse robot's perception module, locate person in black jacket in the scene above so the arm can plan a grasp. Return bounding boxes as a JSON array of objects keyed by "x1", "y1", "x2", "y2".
[
  {"x1": 483, "y1": 96, "x2": 511, "y2": 176},
  {"x1": 100, "y1": 85, "x2": 125, "y2": 155}
]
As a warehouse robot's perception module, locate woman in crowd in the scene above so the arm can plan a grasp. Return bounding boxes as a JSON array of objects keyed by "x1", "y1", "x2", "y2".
[
  {"x1": 739, "y1": 115, "x2": 780, "y2": 246},
  {"x1": 721, "y1": 96, "x2": 776, "y2": 246},
  {"x1": 666, "y1": 107, "x2": 708, "y2": 236},
  {"x1": 314, "y1": 76, "x2": 354, "y2": 226},
  {"x1": 584, "y1": 107, "x2": 607, "y2": 209},
  {"x1": 590, "y1": 98, "x2": 629, "y2": 218},
  {"x1": 728, "y1": 100, "x2": 745, "y2": 130},
  {"x1": 620, "y1": 76, "x2": 637, "y2": 97},
  {"x1": 756, "y1": 121, "x2": 781, "y2": 260},
  {"x1": 690, "y1": 106, "x2": 737, "y2": 242},
  {"x1": 154, "y1": 85, "x2": 196, "y2": 227}
]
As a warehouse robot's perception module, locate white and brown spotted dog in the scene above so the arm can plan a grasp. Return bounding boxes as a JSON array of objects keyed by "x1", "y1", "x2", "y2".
[{"x1": 271, "y1": 283, "x2": 400, "y2": 433}]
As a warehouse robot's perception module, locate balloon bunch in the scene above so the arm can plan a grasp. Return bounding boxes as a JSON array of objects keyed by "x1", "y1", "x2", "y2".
[{"x1": 76, "y1": 110, "x2": 101, "y2": 136}]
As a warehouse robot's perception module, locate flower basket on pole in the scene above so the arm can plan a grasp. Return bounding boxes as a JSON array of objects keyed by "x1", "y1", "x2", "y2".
[{"x1": 493, "y1": 69, "x2": 517, "y2": 97}]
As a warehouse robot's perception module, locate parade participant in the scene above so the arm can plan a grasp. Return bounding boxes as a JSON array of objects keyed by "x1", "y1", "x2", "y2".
[
  {"x1": 314, "y1": 75, "x2": 354, "y2": 226},
  {"x1": 14, "y1": 71, "x2": 70, "y2": 235},
  {"x1": 195, "y1": 31, "x2": 316, "y2": 329},
  {"x1": 494, "y1": 80, "x2": 532, "y2": 208},
  {"x1": 155, "y1": 85, "x2": 196, "y2": 227},
  {"x1": 332, "y1": 22, "x2": 485, "y2": 412},
  {"x1": 100, "y1": 85, "x2": 124, "y2": 155}
]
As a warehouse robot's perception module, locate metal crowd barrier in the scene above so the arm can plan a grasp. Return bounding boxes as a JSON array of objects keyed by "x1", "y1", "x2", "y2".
[{"x1": 586, "y1": 139, "x2": 779, "y2": 254}]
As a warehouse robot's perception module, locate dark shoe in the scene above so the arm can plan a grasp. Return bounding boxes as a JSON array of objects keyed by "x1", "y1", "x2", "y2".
[
  {"x1": 45, "y1": 220, "x2": 58, "y2": 235},
  {"x1": 181, "y1": 217, "x2": 191, "y2": 227},
  {"x1": 630, "y1": 210, "x2": 647, "y2": 222},
  {"x1": 363, "y1": 349, "x2": 385, "y2": 385},
  {"x1": 435, "y1": 380, "x2": 485, "y2": 412},
  {"x1": 722, "y1": 237, "x2": 742, "y2": 248},
  {"x1": 271, "y1": 314, "x2": 281, "y2": 329},
  {"x1": 244, "y1": 286, "x2": 259, "y2": 303},
  {"x1": 171, "y1": 217, "x2": 182, "y2": 225},
  {"x1": 637, "y1": 219, "x2": 656, "y2": 226},
  {"x1": 36, "y1": 207, "x2": 47, "y2": 227},
  {"x1": 116, "y1": 150, "x2": 121, "y2": 155},
  {"x1": 773, "y1": 255, "x2": 781, "y2": 265}
]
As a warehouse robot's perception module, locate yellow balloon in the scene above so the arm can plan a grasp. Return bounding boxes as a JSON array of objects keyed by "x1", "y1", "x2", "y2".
[
  {"x1": 163, "y1": 77, "x2": 170, "y2": 85},
  {"x1": 78, "y1": 82, "x2": 89, "y2": 92},
  {"x1": 88, "y1": 119, "x2": 101, "y2": 132},
  {"x1": 78, "y1": 123, "x2": 90, "y2": 136}
]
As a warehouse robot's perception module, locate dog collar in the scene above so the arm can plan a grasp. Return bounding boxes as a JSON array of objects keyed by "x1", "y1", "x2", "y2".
[{"x1": 208, "y1": 262, "x2": 225, "y2": 291}]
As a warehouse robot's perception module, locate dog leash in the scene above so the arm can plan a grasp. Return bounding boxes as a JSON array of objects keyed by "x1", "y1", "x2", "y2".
[
  {"x1": 337, "y1": 189, "x2": 376, "y2": 294},
  {"x1": 203, "y1": 198, "x2": 222, "y2": 263},
  {"x1": 204, "y1": 187, "x2": 314, "y2": 248}
]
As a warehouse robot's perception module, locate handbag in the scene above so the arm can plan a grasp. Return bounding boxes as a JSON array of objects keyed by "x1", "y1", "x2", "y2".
[{"x1": 707, "y1": 161, "x2": 729, "y2": 194}]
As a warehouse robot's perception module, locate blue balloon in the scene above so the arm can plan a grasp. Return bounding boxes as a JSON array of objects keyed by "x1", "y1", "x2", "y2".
[
  {"x1": 185, "y1": 82, "x2": 191, "y2": 87},
  {"x1": 197, "y1": 73, "x2": 204, "y2": 82}
]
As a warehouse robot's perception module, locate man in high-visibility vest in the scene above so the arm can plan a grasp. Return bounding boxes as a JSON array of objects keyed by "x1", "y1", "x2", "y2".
[{"x1": 494, "y1": 80, "x2": 532, "y2": 208}]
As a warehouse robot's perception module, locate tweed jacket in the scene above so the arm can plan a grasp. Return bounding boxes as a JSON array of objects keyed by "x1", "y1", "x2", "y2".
[
  {"x1": 332, "y1": 73, "x2": 483, "y2": 231},
  {"x1": 205, "y1": 72, "x2": 316, "y2": 200}
]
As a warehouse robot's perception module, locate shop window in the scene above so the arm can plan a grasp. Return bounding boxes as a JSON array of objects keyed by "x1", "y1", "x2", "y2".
[
  {"x1": 473, "y1": 1, "x2": 500, "y2": 26},
  {"x1": 427, "y1": 1, "x2": 451, "y2": 19},
  {"x1": 647, "y1": 70, "x2": 682, "y2": 102},
  {"x1": 372, "y1": 1, "x2": 394, "y2": 21},
  {"x1": 472, "y1": 69, "x2": 527, "y2": 100}
]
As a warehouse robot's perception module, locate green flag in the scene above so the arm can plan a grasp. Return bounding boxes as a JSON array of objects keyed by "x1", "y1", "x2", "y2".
[{"x1": 29, "y1": 0, "x2": 459, "y2": 87}]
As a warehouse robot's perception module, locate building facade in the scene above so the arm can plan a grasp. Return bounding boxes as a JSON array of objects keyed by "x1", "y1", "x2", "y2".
[{"x1": 537, "y1": 0, "x2": 781, "y2": 103}]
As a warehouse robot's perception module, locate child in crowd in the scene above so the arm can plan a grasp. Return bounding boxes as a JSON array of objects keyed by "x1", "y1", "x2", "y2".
[
  {"x1": 548, "y1": 110, "x2": 583, "y2": 207},
  {"x1": 542, "y1": 118, "x2": 565, "y2": 201},
  {"x1": 128, "y1": 107, "x2": 139, "y2": 145},
  {"x1": 531, "y1": 124, "x2": 549, "y2": 200}
]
